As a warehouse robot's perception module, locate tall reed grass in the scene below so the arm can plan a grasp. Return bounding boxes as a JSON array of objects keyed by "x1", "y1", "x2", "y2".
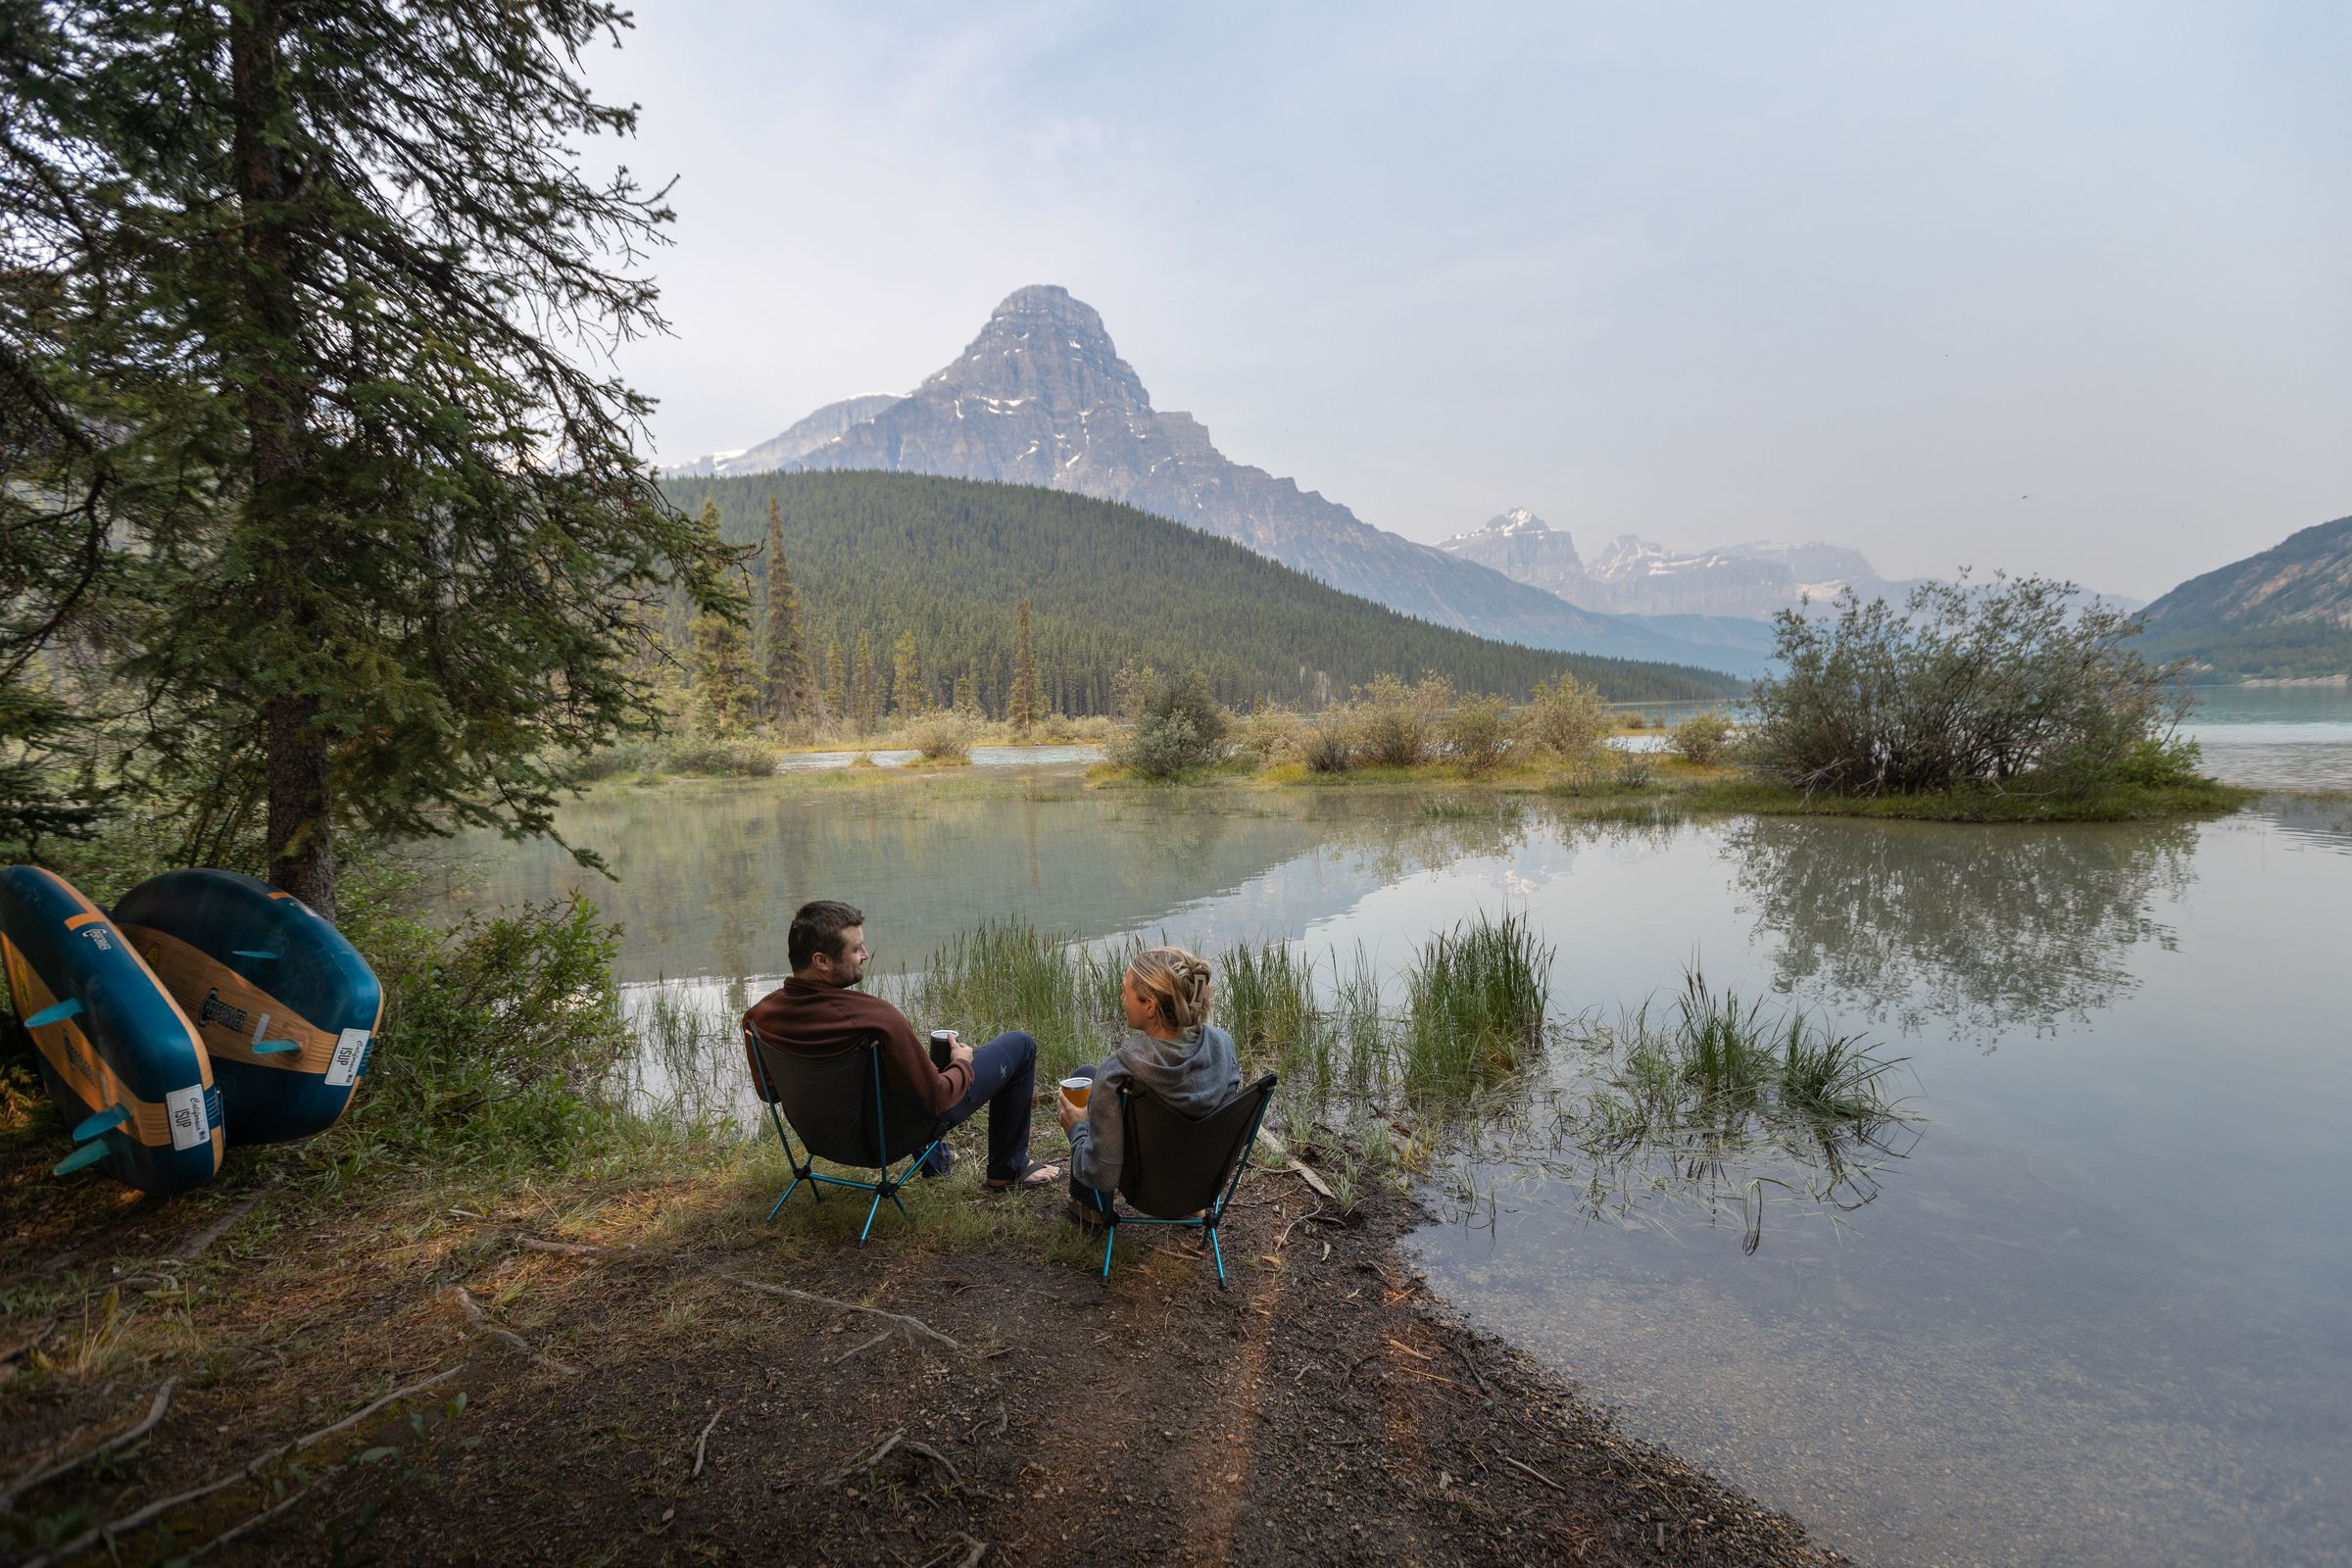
[{"x1": 1401, "y1": 911, "x2": 1553, "y2": 1093}]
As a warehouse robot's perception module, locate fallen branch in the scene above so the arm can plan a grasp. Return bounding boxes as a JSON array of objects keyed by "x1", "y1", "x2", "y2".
[
  {"x1": 899, "y1": 1438, "x2": 961, "y2": 1486},
  {"x1": 1275, "y1": 1205, "x2": 1323, "y2": 1249},
  {"x1": 452, "y1": 1287, "x2": 581, "y2": 1377},
  {"x1": 691, "y1": 1407, "x2": 724, "y2": 1481},
  {"x1": 172, "y1": 1183, "x2": 273, "y2": 1261},
  {"x1": 824, "y1": 1426, "x2": 906, "y2": 1485},
  {"x1": 1286, "y1": 1160, "x2": 1337, "y2": 1200},
  {"x1": 22, "y1": 1367, "x2": 459, "y2": 1568},
  {"x1": 179, "y1": 1471, "x2": 325, "y2": 1561},
  {"x1": 0, "y1": 1375, "x2": 179, "y2": 1510},
  {"x1": 827, "y1": 1330, "x2": 894, "y2": 1367},
  {"x1": 1499, "y1": 1452, "x2": 1566, "y2": 1493},
  {"x1": 725, "y1": 1276, "x2": 961, "y2": 1351},
  {"x1": 514, "y1": 1234, "x2": 635, "y2": 1258}
]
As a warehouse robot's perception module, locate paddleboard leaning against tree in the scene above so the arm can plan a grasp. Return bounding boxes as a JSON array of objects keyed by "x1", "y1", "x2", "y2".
[
  {"x1": 0, "y1": 865, "x2": 224, "y2": 1195},
  {"x1": 114, "y1": 868, "x2": 383, "y2": 1145}
]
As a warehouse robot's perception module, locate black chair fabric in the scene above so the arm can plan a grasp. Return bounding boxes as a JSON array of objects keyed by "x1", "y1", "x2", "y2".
[
  {"x1": 751, "y1": 1035, "x2": 939, "y2": 1167},
  {"x1": 1118, "y1": 1072, "x2": 1278, "y2": 1220}
]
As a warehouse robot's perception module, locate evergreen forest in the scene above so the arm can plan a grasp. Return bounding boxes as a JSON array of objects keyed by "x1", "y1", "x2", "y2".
[{"x1": 664, "y1": 471, "x2": 1744, "y2": 717}]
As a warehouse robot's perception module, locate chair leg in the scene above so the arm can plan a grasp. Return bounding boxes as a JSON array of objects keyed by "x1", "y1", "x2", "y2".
[
  {"x1": 767, "y1": 1164, "x2": 813, "y2": 1222},
  {"x1": 1101, "y1": 1221, "x2": 1116, "y2": 1281},
  {"x1": 858, "y1": 1187, "x2": 886, "y2": 1247},
  {"x1": 1209, "y1": 1224, "x2": 1227, "y2": 1288}
]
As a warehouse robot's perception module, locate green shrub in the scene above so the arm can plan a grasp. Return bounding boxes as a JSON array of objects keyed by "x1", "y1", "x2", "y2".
[
  {"x1": 1234, "y1": 703, "x2": 1311, "y2": 766},
  {"x1": 346, "y1": 893, "x2": 633, "y2": 1162},
  {"x1": 2109, "y1": 735, "x2": 2205, "y2": 787},
  {"x1": 1445, "y1": 696, "x2": 1514, "y2": 775},
  {"x1": 1353, "y1": 672, "x2": 1453, "y2": 768},
  {"x1": 1302, "y1": 717, "x2": 1356, "y2": 773},
  {"x1": 1109, "y1": 666, "x2": 1230, "y2": 777},
  {"x1": 1522, "y1": 672, "x2": 1609, "y2": 758},
  {"x1": 1745, "y1": 575, "x2": 2195, "y2": 796},
  {"x1": 1667, "y1": 710, "x2": 1736, "y2": 766},
  {"x1": 662, "y1": 736, "x2": 779, "y2": 776},
  {"x1": 906, "y1": 709, "x2": 979, "y2": 761}
]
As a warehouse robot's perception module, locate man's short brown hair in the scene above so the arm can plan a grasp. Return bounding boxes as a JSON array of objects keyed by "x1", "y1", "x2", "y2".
[{"x1": 789, "y1": 900, "x2": 865, "y2": 971}]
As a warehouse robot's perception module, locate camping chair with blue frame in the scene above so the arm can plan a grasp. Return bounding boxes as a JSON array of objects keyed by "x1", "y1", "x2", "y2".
[
  {"x1": 745, "y1": 1027, "x2": 949, "y2": 1247},
  {"x1": 1084, "y1": 1071, "x2": 1278, "y2": 1288}
]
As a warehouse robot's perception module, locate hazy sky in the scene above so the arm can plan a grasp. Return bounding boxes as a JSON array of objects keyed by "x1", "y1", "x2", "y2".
[{"x1": 591, "y1": 2, "x2": 2351, "y2": 600}]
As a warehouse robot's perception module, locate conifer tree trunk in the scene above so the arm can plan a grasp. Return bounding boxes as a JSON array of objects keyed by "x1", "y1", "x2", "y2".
[
  {"x1": 1009, "y1": 598, "x2": 1039, "y2": 739},
  {"x1": 231, "y1": 0, "x2": 336, "y2": 915}
]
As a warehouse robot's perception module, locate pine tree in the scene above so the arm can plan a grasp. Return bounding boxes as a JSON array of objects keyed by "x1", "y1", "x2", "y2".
[
  {"x1": 691, "y1": 564, "x2": 761, "y2": 738},
  {"x1": 889, "y1": 629, "x2": 927, "y2": 716},
  {"x1": 823, "y1": 639, "x2": 848, "y2": 723},
  {"x1": 1007, "y1": 597, "x2": 1043, "y2": 738},
  {"x1": 763, "y1": 499, "x2": 812, "y2": 727},
  {"x1": 851, "y1": 630, "x2": 878, "y2": 735},
  {"x1": 0, "y1": 0, "x2": 739, "y2": 910},
  {"x1": 952, "y1": 665, "x2": 978, "y2": 714}
]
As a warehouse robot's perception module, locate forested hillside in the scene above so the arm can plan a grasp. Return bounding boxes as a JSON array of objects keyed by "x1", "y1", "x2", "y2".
[
  {"x1": 2138, "y1": 514, "x2": 2352, "y2": 679},
  {"x1": 663, "y1": 472, "x2": 1743, "y2": 713}
]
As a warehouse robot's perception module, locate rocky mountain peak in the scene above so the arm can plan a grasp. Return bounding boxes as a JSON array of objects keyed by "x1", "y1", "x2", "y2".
[{"x1": 920, "y1": 284, "x2": 1150, "y2": 413}]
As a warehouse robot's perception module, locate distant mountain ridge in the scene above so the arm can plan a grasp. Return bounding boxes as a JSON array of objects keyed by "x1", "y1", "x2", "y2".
[
  {"x1": 671, "y1": 285, "x2": 1774, "y2": 673},
  {"x1": 662, "y1": 395, "x2": 901, "y2": 478},
  {"x1": 2137, "y1": 514, "x2": 2352, "y2": 680},
  {"x1": 1436, "y1": 509, "x2": 1924, "y2": 620}
]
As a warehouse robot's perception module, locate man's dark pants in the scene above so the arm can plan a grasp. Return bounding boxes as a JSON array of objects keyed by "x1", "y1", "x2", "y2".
[{"x1": 920, "y1": 1030, "x2": 1039, "y2": 1182}]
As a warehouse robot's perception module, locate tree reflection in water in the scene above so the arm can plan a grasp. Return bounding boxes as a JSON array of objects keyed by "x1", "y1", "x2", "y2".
[{"x1": 1721, "y1": 815, "x2": 2197, "y2": 1045}]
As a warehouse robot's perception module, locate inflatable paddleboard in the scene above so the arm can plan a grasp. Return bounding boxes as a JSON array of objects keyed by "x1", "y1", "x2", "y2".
[
  {"x1": 114, "y1": 869, "x2": 381, "y2": 1144},
  {"x1": 0, "y1": 865, "x2": 224, "y2": 1193}
]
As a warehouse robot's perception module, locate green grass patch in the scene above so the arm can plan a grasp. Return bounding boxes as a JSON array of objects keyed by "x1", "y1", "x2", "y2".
[{"x1": 1400, "y1": 911, "x2": 1553, "y2": 1095}]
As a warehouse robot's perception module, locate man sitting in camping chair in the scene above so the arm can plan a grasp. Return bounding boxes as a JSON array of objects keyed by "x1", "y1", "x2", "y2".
[{"x1": 744, "y1": 900, "x2": 1062, "y2": 1191}]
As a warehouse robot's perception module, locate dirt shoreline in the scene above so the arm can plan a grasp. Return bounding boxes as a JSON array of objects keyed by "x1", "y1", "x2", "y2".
[{"x1": 0, "y1": 1123, "x2": 1846, "y2": 1568}]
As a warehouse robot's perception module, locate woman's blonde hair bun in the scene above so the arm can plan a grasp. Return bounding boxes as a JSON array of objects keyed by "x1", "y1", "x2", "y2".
[{"x1": 1129, "y1": 946, "x2": 1213, "y2": 1031}]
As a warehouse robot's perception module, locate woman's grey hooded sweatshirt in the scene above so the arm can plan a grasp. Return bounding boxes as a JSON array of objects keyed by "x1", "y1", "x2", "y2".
[{"x1": 1067, "y1": 1024, "x2": 1241, "y2": 1195}]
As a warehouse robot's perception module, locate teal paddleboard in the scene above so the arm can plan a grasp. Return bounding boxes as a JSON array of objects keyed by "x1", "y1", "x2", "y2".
[
  {"x1": 114, "y1": 869, "x2": 381, "y2": 1145},
  {"x1": 1, "y1": 865, "x2": 224, "y2": 1194}
]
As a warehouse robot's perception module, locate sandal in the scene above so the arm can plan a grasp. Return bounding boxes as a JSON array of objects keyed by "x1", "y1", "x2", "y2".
[{"x1": 985, "y1": 1161, "x2": 1064, "y2": 1191}]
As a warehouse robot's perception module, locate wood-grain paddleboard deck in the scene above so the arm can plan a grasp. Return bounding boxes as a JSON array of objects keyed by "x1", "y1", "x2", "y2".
[
  {"x1": 0, "y1": 865, "x2": 224, "y2": 1195},
  {"x1": 114, "y1": 869, "x2": 382, "y2": 1146}
]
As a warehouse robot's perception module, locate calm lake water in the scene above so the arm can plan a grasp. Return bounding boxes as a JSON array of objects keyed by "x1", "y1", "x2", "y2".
[{"x1": 418, "y1": 686, "x2": 2352, "y2": 1568}]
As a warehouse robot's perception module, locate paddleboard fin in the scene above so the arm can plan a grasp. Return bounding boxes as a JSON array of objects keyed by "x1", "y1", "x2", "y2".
[
  {"x1": 24, "y1": 999, "x2": 83, "y2": 1029},
  {"x1": 252, "y1": 1039, "x2": 301, "y2": 1054},
  {"x1": 72, "y1": 1104, "x2": 129, "y2": 1141},
  {"x1": 231, "y1": 950, "x2": 278, "y2": 960},
  {"x1": 53, "y1": 1140, "x2": 110, "y2": 1176}
]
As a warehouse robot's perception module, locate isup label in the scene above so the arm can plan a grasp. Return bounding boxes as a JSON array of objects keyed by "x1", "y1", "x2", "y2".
[
  {"x1": 114, "y1": 869, "x2": 382, "y2": 1145},
  {"x1": 0, "y1": 865, "x2": 223, "y2": 1195}
]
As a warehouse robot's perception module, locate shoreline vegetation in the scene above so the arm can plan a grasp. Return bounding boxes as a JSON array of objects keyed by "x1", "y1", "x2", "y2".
[
  {"x1": 602, "y1": 575, "x2": 2259, "y2": 824},
  {"x1": 596, "y1": 711, "x2": 2251, "y2": 824}
]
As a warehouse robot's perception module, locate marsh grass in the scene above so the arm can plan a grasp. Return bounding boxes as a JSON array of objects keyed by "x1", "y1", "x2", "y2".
[
  {"x1": 1585, "y1": 970, "x2": 1901, "y2": 1129},
  {"x1": 1218, "y1": 941, "x2": 1323, "y2": 1079},
  {"x1": 1401, "y1": 912, "x2": 1553, "y2": 1094},
  {"x1": 890, "y1": 918, "x2": 1152, "y2": 1081}
]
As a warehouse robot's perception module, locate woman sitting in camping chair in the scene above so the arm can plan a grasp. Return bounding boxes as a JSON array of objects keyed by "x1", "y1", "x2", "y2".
[{"x1": 1057, "y1": 946, "x2": 1241, "y2": 1226}]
